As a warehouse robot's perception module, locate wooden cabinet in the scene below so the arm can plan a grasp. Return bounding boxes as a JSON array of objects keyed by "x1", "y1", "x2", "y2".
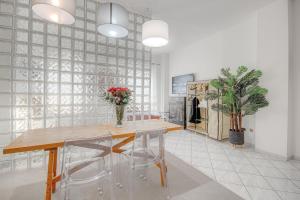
[{"x1": 186, "y1": 81, "x2": 230, "y2": 140}]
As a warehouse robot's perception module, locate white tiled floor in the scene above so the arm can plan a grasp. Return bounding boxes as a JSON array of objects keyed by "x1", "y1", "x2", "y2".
[{"x1": 165, "y1": 130, "x2": 300, "y2": 200}]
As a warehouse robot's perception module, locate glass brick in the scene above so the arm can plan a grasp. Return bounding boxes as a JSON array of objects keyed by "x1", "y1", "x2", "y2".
[
  {"x1": 14, "y1": 158, "x2": 28, "y2": 170},
  {"x1": 136, "y1": 51, "x2": 142, "y2": 59},
  {"x1": 47, "y1": 35, "x2": 58, "y2": 46},
  {"x1": 73, "y1": 106, "x2": 83, "y2": 115},
  {"x1": 86, "y1": 32, "x2": 95, "y2": 42},
  {"x1": 74, "y1": 51, "x2": 84, "y2": 61},
  {"x1": 128, "y1": 41, "x2": 134, "y2": 48},
  {"x1": 16, "y1": 31, "x2": 28, "y2": 42},
  {"x1": 136, "y1": 78, "x2": 142, "y2": 86},
  {"x1": 74, "y1": 30, "x2": 84, "y2": 39},
  {"x1": 14, "y1": 81, "x2": 28, "y2": 93},
  {"x1": 32, "y1": 45, "x2": 44, "y2": 57},
  {"x1": 61, "y1": 72, "x2": 72, "y2": 83},
  {"x1": 86, "y1": 53, "x2": 95, "y2": 63},
  {"x1": 87, "y1": 22, "x2": 95, "y2": 31},
  {"x1": 61, "y1": 95, "x2": 71, "y2": 105},
  {"x1": 47, "y1": 83, "x2": 58, "y2": 94},
  {"x1": 136, "y1": 69, "x2": 142, "y2": 77},
  {"x1": 0, "y1": 27, "x2": 12, "y2": 40},
  {"x1": 144, "y1": 88, "x2": 150, "y2": 95},
  {"x1": 46, "y1": 95, "x2": 58, "y2": 105},
  {"x1": 73, "y1": 84, "x2": 83, "y2": 94},
  {"x1": 60, "y1": 106, "x2": 71, "y2": 116},
  {"x1": 74, "y1": 62, "x2": 84, "y2": 72},
  {"x1": 47, "y1": 47, "x2": 58, "y2": 58},
  {"x1": 0, "y1": 54, "x2": 11, "y2": 66},
  {"x1": 128, "y1": 50, "x2": 134, "y2": 58},
  {"x1": 144, "y1": 79, "x2": 150, "y2": 86},
  {"x1": 73, "y1": 74, "x2": 83, "y2": 83},
  {"x1": 31, "y1": 21, "x2": 43, "y2": 32},
  {"x1": 118, "y1": 48, "x2": 125, "y2": 57},
  {"x1": 128, "y1": 31, "x2": 134, "y2": 40},
  {"x1": 46, "y1": 118, "x2": 58, "y2": 128},
  {"x1": 31, "y1": 95, "x2": 44, "y2": 105},
  {"x1": 0, "y1": 94, "x2": 11, "y2": 106},
  {"x1": 61, "y1": 49, "x2": 71, "y2": 60},
  {"x1": 46, "y1": 106, "x2": 58, "y2": 117},
  {"x1": 0, "y1": 161, "x2": 11, "y2": 173},
  {"x1": 47, "y1": 24, "x2": 58, "y2": 35},
  {"x1": 76, "y1": 8, "x2": 84, "y2": 18},
  {"x1": 31, "y1": 107, "x2": 43, "y2": 118},
  {"x1": 14, "y1": 95, "x2": 28, "y2": 106},
  {"x1": 16, "y1": 18, "x2": 28, "y2": 29},
  {"x1": 118, "y1": 58, "x2": 126, "y2": 66},
  {"x1": 118, "y1": 67, "x2": 126, "y2": 76},
  {"x1": 144, "y1": 70, "x2": 150, "y2": 78},
  {"x1": 128, "y1": 69, "x2": 134, "y2": 77},
  {"x1": 108, "y1": 57, "x2": 116, "y2": 65},
  {"x1": 87, "y1": 11, "x2": 95, "y2": 21},
  {"x1": 30, "y1": 156, "x2": 43, "y2": 168},
  {"x1": 61, "y1": 37, "x2": 71, "y2": 48},
  {"x1": 73, "y1": 95, "x2": 83, "y2": 105},
  {"x1": 47, "y1": 59, "x2": 58, "y2": 70},
  {"x1": 14, "y1": 107, "x2": 28, "y2": 119},
  {"x1": 30, "y1": 82, "x2": 44, "y2": 93},
  {"x1": 61, "y1": 60, "x2": 71, "y2": 71},
  {"x1": 13, "y1": 119, "x2": 28, "y2": 132},
  {"x1": 86, "y1": 43, "x2": 95, "y2": 52},
  {"x1": 31, "y1": 57, "x2": 44, "y2": 69},
  {"x1": 128, "y1": 78, "x2": 134, "y2": 86},
  {"x1": 75, "y1": 40, "x2": 84, "y2": 50},
  {"x1": 61, "y1": 26, "x2": 71, "y2": 37},
  {"x1": 31, "y1": 70, "x2": 44, "y2": 81},
  {"x1": 87, "y1": 1, "x2": 96, "y2": 11},
  {"x1": 61, "y1": 84, "x2": 72, "y2": 94},
  {"x1": 14, "y1": 69, "x2": 28, "y2": 80},
  {"x1": 16, "y1": 43, "x2": 28, "y2": 55},
  {"x1": 118, "y1": 39, "x2": 126, "y2": 47},
  {"x1": 0, "y1": 2, "x2": 13, "y2": 14},
  {"x1": 98, "y1": 35, "x2": 106, "y2": 44},
  {"x1": 47, "y1": 71, "x2": 58, "y2": 82},
  {"x1": 75, "y1": 19, "x2": 84, "y2": 29}
]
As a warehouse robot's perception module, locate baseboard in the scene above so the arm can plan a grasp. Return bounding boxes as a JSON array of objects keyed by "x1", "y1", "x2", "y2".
[{"x1": 255, "y1": 148, "x2": 293, "y2": 161}]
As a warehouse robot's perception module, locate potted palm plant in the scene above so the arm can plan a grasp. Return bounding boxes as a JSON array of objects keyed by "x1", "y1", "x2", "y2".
[{"x1": 205, "y1": 66, "x2": 269, "y2": 145}]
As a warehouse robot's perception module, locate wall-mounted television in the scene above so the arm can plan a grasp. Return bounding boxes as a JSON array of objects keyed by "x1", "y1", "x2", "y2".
[{"x1": 172, "y1": 74, "x2": 194, "y2": 95}]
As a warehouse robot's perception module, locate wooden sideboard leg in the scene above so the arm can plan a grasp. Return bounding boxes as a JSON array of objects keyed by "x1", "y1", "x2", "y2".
[
  {"x1": 52, "y1": 149, "x2": 58, "y2": 193},
  {"x1": 45, "y1": 149, "x2": 55, "y2": 200}
]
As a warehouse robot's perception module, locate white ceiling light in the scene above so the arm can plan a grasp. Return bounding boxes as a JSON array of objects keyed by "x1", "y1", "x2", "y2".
[
  {"x1": 97, "y1": 3, "x2": 129, "y2": 38},
  {"x1": 142, "y1": 20, "x2": 169, "y2": 47},
  {"x1": 32, "y1": 0, "x2": 75, "y2": 25}
]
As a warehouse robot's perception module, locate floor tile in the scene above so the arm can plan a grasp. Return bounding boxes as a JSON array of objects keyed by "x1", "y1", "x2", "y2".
[
  {"x1": 193, "y1": 165, "x2": 215, "y2": 179},
  {"x1": 239, "y1": 173, "x2": 272, "y2": 189},
  {"x1": 277, "y1": 191, "x2": 300, "y2": 200},
  {"x1": 214, "y1": 169, "x2": 242, "y2": 185},
  {"x1": 209, "y1": 152, "x2": 228, "y2": 161},
  {"x1": 246, "y1": 186, "x2": 281, "y2": 200},
  {"x1": 233, "y1": 163, "x2": 260, "y2": 175},
  {"x1": 265, "y1": 177, "x2": 300, "y2": 193},
  {"x1": 211, "y1": 160, "x2": 234, "y2": 171},
  {"x1": 255, "y1": 166, "x2": 287, "y2": 178},
  {"x1": 222, "y1": 183, "x2": 251, "y2": 200},
  {"x1": 249, "y1": 158, "x2": 273, "y2": 167},
  {"x1": 292, "y1": 180, "x2": 300, "y2": 188},
  {"x1": 279, "y1": 169, "x2": 300, "y2": 181},
  {"x1": 271, "y1": 160, "x2": 297, "y2": 170}
]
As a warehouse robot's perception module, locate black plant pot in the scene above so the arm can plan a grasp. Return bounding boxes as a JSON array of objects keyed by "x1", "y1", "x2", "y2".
[{"x1": 229, "y1": 129, "x2": 244, "y2": 145}]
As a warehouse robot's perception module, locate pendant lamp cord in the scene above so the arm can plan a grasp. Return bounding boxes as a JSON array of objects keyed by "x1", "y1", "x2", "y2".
[{"x1": 110, "y1": 2, "x2": 112, "y2": 24}]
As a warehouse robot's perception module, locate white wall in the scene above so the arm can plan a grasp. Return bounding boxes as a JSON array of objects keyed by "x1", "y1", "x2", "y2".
[
  {"x1": 291, "y1": 0, "x2": 300, "y2": 159},
  {"x1": 169, "y1": 14, "x2": 258, "y2": 90},
  {"x1": 167, "y1": 0, "x2": 297, "y2": 159},
  {"x1": 255, "y1": 0, "x2": 290, "y2": 158}
]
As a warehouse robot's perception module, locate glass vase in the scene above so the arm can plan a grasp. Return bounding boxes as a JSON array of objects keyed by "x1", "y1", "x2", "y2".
[{"x1": 115, "y1": 104, "x2": 125, "y2": 127}]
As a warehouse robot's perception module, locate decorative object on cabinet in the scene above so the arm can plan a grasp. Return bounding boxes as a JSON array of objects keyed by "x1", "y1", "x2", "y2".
[
  {"x1": 205, "y1": 66, "x2": 269, "y2": 146},
  {"x1": 186, "y1": 81, "x2": 230, "y2": 140}
]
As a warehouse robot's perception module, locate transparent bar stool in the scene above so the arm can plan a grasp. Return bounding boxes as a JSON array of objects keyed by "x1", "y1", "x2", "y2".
[
  {"x1": 59, "y1": 135, "x2": 115, "y2": 200},
  {"x1": 125, "y1": 128, "x2": 170, "y2": 200}
]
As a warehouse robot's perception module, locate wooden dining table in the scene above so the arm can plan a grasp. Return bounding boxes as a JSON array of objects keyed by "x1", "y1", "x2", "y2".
[{"x1": 3, "y1": 119, "x2": 182, "y2": 200}]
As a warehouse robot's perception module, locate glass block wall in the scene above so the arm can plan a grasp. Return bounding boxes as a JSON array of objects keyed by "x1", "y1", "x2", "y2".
[{"x1": 0, "y1": 0, "x2": 152, "y2": 172}]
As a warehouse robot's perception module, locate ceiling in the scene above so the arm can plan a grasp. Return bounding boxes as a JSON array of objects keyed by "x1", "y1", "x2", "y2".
[{"x1": 116, "y1": 0, "x2": 275, "y2": 54}]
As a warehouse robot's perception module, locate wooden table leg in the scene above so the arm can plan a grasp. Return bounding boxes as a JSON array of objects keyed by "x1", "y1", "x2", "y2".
[
  {"x1": 52, "y1": 149, "x2": 58, "y2": 193},
  {"x1": 45, "y1": 148, "x2": 56, "y2": 200}
]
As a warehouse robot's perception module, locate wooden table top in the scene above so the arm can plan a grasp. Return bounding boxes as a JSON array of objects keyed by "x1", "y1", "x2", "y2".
[{"x1": 3, "y1": 119, "x2": 182, "y2": 154}]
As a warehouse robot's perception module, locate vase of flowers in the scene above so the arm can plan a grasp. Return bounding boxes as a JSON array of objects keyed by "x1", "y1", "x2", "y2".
[{"x1": 104, "y1": 87, "x2": 132, "y2": 127}]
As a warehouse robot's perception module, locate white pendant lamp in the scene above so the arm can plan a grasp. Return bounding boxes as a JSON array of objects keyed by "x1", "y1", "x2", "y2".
[
  {"x1": 97, "y1": 3, "x2": 129, "y2": 38},
  {"x1": 32, "y1": 0, "x2": 75, "y2": 25},
  {"x1": 142, "y1": 20, "x2": 169, "y2": 47}
]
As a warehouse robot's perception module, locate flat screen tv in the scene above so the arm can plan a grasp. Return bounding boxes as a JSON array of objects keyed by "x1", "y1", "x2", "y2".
[{"x1": 172, "y1": 74, "x2": 194, "y2": 95}]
